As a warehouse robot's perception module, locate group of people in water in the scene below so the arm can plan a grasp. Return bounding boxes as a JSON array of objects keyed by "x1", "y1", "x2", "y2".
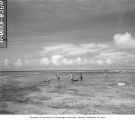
[
  {"x1": 44, "y1": 69, "x2": 113, "y2": 82},
  {"x1": 56, "y1": 73, "x2": 83, "y2": 82},
  {"x1": 45, "y1": 70, "x2": 112, "y2": 83}
]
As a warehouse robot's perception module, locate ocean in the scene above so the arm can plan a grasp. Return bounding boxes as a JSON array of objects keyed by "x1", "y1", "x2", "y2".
[{"x1": 0, "y1": 70, "x2": 135, "y2": 114}]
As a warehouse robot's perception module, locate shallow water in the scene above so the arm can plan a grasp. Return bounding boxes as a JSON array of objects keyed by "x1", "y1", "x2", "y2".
[{"x1": 0, "y1": 70, "x2": 135, "y2": 114}]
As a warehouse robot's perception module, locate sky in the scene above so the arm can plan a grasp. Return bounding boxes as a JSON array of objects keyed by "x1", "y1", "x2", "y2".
[{"x1": 1, "y1": 0, "x2": 135, "y2": 70}]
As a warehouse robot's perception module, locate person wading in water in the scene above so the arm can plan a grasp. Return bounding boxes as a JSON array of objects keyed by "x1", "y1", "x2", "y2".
[
  {"x1": 79, "y1": 73, "x2": 83, "y2": 81},
  {"x1": 69, "y1": 73, "x2": 74, "y2": 81},
  {"x1": 56, "y1": 73, "x2": 60, "y2": 81}
]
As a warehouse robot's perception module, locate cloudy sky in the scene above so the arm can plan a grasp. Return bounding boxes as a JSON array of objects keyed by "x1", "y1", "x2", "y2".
[{"x1": 1, "y1": 0, "x2": 135, "y2": 70}]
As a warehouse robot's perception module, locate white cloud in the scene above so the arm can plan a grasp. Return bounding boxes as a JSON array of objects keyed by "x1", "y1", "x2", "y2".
[
  {"x1": 99, "y1": 52, "x2": 125, "y2": 58},
  {"x1": 76, "y1": 58, "x2": 89, "y2": 65},
  {"x1": 24, "y1": 60, "x2": 30, "y2": 65},
  {"x1": 51, "y1": 54, "x2": 63, "y2": 65},
  {"x1": 105, "y1": 59, "x2": 113, "y2": 65},
  {"x1": 62, "y1": 57, "x2": 89, "y2": 66},
  {"x1": 43, "y1": 43, "x2": 109, "y2": 56},
  {"x1": 83, "y1": 59, "x2": 88, "y2": 63},
  {"x1": 96, "y1": 60, "x2": 105, "y2": 65},
  {"x1": 95, "y1": 59, "x2": 113, "y2": 66},
  {"x1": 51, "y1": 56, "x2": 114, "y2": 66},
  {"x1": 114, "y1": 32, "x2": 135, "y2": 49},
  {"x1": 40, "y1": 57, "x2": 50, "y2": 66},
  {"x1": 4, "y1": 59, "x2": 10, "y2": 66},
  {"x1": 76, "y1": 57, "x2": 82, "y2": 63},
  {"x1": 62, "y1": 58, "x2": 74, "y2": 65},
  {"x1": 80, "y1": 43, "x2": 108, "y2": 49},
  {"x1": 97, "y1": 51, "x2": 119, "y2": 58},
  {"x1": 42, "y1": 43, "x2": 112, "y2": 67},
  {"x1": 89, "y1": 60, "x2": 94, "y2": 64},
  {"x1": 14, "y1": 59, "x2": 23, "y2": 67}
]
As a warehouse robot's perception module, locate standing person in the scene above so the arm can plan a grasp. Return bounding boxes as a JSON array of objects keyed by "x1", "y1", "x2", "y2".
[
  {"x1": 79, "y1": 73, "x2": 83, "y2": 81},
  {"x1": 56, "y1": 73, "x2": 60, "y2": 81},
  {"x1": 69, "y1": 73, "x2": 74, "y2": 81}
]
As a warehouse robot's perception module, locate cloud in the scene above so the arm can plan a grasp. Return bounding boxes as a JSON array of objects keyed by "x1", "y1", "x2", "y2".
[
  {"x1": 14, "y1": 59, "x2": 23, "y2": 67},
  {"x1": 4, "y1": 59, "x2": 10, "y2": 66},
  {"x1": 40, "y1": 57, "x2": 50, "y2": 66},
  {"x1": 76, "y1": 57, "x2": 82, "y2": 63},
  {"x1": 62, "y1": 58, "x2": 74, "y2": 65},
  {"x1": 43, "y1": 43, "x2": 109, "y2": 57},
  {"x1": 51, "y1": 54, "x2": 63, "y2": 65},
  {"x1": 62, "y1": 57, "x2": 90, "y2": 66},
  {"x1": 95, "y1": 59, "x2": 113, "y2": 65},
  {"x1": 44, "y1": 44, "x2": 87, "y2": 56},
  {"x1": 105, "y1": 59, "x2": 113, "y2": 65},
  {"x1": 62, "y1": 57, "x2": 85, "y2": 66},
  {"x1": 96, "y1": 60, "x2": 105, "y2": 65},
  {"x1": 114, "y1": 32, "x2": 135, "y2": 49},
  {"x1": 50, "y1": 54, "x2": 114, "y2": 66},
  {"x1": 94, "y1": 50, "x2": 133, "y2": 65},
  {"x1": 24, "y1": 60, "x2": 30, "y2": 65}
]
